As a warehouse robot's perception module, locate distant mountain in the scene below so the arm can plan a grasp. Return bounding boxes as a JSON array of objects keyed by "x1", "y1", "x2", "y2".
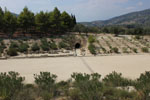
[{"x1": 80, "y1": 8, "x2": 150, "y2": 27}]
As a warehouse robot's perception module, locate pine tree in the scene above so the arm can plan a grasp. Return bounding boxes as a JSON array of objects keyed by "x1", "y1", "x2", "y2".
[
  {"x1": 0, "y1": 7, "x2": 4, "y2": 31},
  {"x1": 35, "y1": 11, "x2": 50, "y2": 34},
  {"x1": 3, "y1": 9, "x2": 17, "y2": 37},
  {"x1": 49, "y1": 7, "x2": 61, "y2": 34},
  {"x1": 18, "y1": 7, "x2": 35, "y2": 34}
]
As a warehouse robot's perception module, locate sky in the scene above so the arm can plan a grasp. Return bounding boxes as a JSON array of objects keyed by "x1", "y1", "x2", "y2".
[{"x1": 0, "y1": 0, "x2": 150, "y2": 22}]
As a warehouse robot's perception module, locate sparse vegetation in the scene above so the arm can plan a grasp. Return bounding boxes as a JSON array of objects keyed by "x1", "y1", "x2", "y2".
[
  {"x1": 31, "y1": 43, "x2": 40, "y2": 52},
  {"x1": 141, "y1": 47, "x2": 149, "y2": 53},
  {"x1": 112, "y1": 47, "x2": 119, "y2": 53},
  {"x1": 7, "y1": 48, "x2": 18, "y2": 56},
  {"x1": 88, "y1": 35, "x2": 96, "y2": 43},
  {"x1": 18, "y1": 43, "x2": 29, "y2": 53},
  {"x1": 0, "y1": 71, "x2": 149, "y2": 100},
  {"x1": 88, "y1": 43, "x2": 96, "y2": 55}
]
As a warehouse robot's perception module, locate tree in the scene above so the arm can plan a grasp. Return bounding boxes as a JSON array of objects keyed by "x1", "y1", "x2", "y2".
[
  {"x1": 0, "y1": 7, "x2": 4, "y2": 31},
  {"x1": 18, "y1": 7, "x2": 35, "y2": 34},
  {"x1": 49, "y1": 7, "x2": 61, "y2": 34},
  {"x1": 35, "y1": 11, "x2": 50, "y2": 34},
  {"x1": 3, "y1": 9, "x2": 17, "y2": 37},
  {"x1": 60, "y1": 11, "x2": 72, "y2": 32}
]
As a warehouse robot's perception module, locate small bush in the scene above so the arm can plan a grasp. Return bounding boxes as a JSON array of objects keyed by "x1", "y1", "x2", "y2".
[
  {"x1": 88, "y1": 35, "x2": 96, "y2": 43},
  {"x1": 0, "y1": 71, "x2": 25, "y2": 99},
  {"x1": 10, "y1": 42, "x2": 19, "y2": 49},
  {"x1": 34, "y1": 72, "x2": 58, "y2": 99},
  {"x1": 50, "y1": 42, "x2": 58, "y2": 50},
  {"x1": 103, "y1": 71, "x2": 134, "y2": 87},
  {"x1": 122, "y1": 47, "x2": 129, "y2": 53},
  {"x1": 112, "y1": 47, "x2": 119, "y2": 53},
  {"x1": 135, "y1": 35, "x2": 141, "y2": 40},
  {"x1": 40, "y1": 38, "x2": 50, "y2": 51},
  {"x1": 88, "y1": 44, "x2": 96, "y2": 55},
  {"x1": 132, "y1": 48, "x2": 138, "y2": 53},
  {"x1": 18, "y1": 43, "x2": 29, "y2": 53},
  {"x1": 58, "y1": 41, "x2": 68, "y2": 49},
  {"x1": 7, "y1": 48, "x2": 18, "y2": 56},
  {"x1": 0, "y1": 41, "x2": 6, "y2": 53},
  {"x1": 141, "y1": 47, "x2": 149, "y2": 53},
  {"x1": 31, "y1": 43, "x2": 40, "y2": 52}
]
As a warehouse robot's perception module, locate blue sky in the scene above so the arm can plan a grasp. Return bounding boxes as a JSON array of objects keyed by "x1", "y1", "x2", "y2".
[{"x1": 0, "y1": 0, "x2": 150, "y2": 22}]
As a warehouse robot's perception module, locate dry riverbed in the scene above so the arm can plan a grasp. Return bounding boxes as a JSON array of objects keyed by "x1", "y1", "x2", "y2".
[{"x1": 0, "y1": 54, "x2": 150, "y2": 83}]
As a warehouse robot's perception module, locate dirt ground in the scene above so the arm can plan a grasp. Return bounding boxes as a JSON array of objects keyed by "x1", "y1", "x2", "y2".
[{"x1": 0, "y1": 54, "x2": 150, "y2": 83}]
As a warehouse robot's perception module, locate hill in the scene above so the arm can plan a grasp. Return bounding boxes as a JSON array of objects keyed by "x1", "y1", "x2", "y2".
[{"x1": 80, "y1": 8, "x2": 150, "y2": 27}]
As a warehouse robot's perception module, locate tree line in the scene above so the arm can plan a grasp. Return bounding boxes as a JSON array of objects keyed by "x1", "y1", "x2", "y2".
[
  {"x1": 73, "y1": 24, "x2": 150, "y2": 35},
  {"x1": 0, "y1": 7, "x2": 76, "y2": 37}
]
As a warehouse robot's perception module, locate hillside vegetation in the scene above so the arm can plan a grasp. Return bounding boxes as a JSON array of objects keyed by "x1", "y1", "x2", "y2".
[
  {"x1": 80, "y1": 9, "x2": 150, "y2": 27},
  {"x1": 0, "y1": 71, "x2": 150, "y2": 100}
]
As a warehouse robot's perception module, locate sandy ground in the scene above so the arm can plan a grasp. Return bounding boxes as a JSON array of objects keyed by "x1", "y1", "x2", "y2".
[{"x1": 0, "y1": 54, "x2": 150, "y2": 83}]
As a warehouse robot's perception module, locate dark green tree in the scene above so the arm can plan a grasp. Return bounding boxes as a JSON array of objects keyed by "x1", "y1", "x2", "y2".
[
  {"x1": 18, "y1": 7, "x2": 35, "y2": 34},
  {"x1": 49, "y1": 7, "x2": 61, "y2": 34},
  {"x1": 3, "y1": 9, "x2": 17, "y2": 37},
  {"x1": 0, "y1": 7, "x2": 4, "y2": 31},
  {"x1": 35, "y1": 11, "x2": 50, "y2": 34},
  {"x1": 60, "y1": 11, "x2": 71, "y2": 32}
]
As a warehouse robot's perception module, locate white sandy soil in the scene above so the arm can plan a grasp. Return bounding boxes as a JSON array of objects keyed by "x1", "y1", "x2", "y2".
[{"x1": 0, "y1": 54, "x2": 150, "y2": 83}]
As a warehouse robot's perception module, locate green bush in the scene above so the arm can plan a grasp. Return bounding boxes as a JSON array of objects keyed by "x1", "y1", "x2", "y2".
[
  {"x1": 31, "y1": 43, "x2": 40, "y2": 52},
  {"x1": 103, "y1": 71, "x2": 134, "y2": 87},
  {"x1": 40, "y1": 38, "x2": 50, "y2": 51},
  {"x1": 88, "y1": 35, "x2": 96, "y2": 43},
  {"x1": 10, "y1": 42, "x2": 19, "y2": 49},
  {"x1": 135, "y1": 35, "x2": 141, "y2": 40},
  {"x1": 122, "y1": 47, "x2": 129, "y2": 53},
  {"x1": 34, "y1": 72, "x2": 57, "y2": 91},
  {"x1": 112, "y1": 47, "x2": 119, "y2": 53},
  {"x1": 70, "y1": 73, "x2": 103, "y2": 100},
  {"x1": 0, "y1": 71, "x2": 25, "y2": 100},
  {"x1": 18, "y1": 43, "x2": 29, "y2": 53},
  {"x1": 132, "y1": 48, "x2": 138, "y2": 53},
  {"x1": 50, "y1": 42, "x2": 57, "y2": 50},
  {"x1": 7, "y1": 48, "x2": 18, "y2": 56},
  {"x1": 0, "y1": 41, "x2": 6, "y2": 53},
  {"x1": 58, "y1": 41, "x2": 68, "y2": 49},
  {"x1": 34, "y1": 72, "x2": 58, "y2": 99},
  {"x1": 141, "y1": 47, "x2": 149, "y2": 53},
  {"x1": 88, "y1": 44, "x2": 96, "y2": 55}
]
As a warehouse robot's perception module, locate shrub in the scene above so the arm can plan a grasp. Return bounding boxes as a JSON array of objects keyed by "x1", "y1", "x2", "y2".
[
  {"x1": 103, "y1": 71, "x2": 134, "y2": 87},
  {"x1": 132, "y1": 48, "x2": 138, "y2": 53},
  {"x1": 0, "y1": 71, "x2": 25, "y2": 99},
  {"x1": 31, "y1": 43, "x2": 40, "y2": 52},
  {"x1": 88, "y1": 35, "x2": 96, "y2": 43},
  {"x1": 34, "y1": 72, "x2": 57, "y2": 91},
  {"x1": 0, "y1": 41, "x2": 6, "y2": 53},
  {"x1": 141, "y1": 47, "x2": 149, "y2": 53},
  {"x1": 135, "y1": 35, "x2": 141, "y2": 40},
  {"x1": 88, "y1": 44, "x2": 96, "y2": 55},
  {"x1": 40, "y1": 38, "x2": 50, "y2": 51},
  {"x1": 10, "y1": 42, "x2": 19, "y2": 49},
  {"x1": 112, "y1": 47, "x2": 119, "y2": 53},
  {"x1": 18, "y1": 43, "x2": 29, "y2": 53},
  {"x1": 7, "y1": 48, "x2": 18, "y2": 56},
  {"x1": 70, "y1": 73, "x2": 103, "y2": 100},
  {"x1": 58, "y1": 41, "x2": 68, "y2": 49},
  {"x1": 50, "y1": 42, "x2": 57, "y2": 50},
  {"x1": 34, "y1": 72, "x2": 58, "y2": 99},
  {"x1": 122, "y1": 47, "x2": 129, "y2": 53}
]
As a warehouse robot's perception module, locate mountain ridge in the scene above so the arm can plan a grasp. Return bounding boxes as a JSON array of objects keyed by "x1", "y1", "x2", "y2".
[{"x1": 80, "y1": 8, "x2": 150, "y2": 27}]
